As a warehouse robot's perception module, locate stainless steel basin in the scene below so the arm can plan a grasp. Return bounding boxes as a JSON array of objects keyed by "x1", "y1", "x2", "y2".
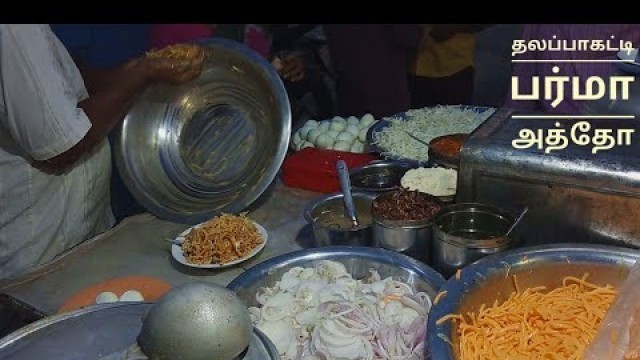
[{"x1": 115, "y1": 38, "x2": 291, "y2": 224}]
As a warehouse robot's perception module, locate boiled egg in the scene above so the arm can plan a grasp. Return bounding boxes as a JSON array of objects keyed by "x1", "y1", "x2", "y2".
[{"x1": 119, "y1": 290, "x2": 145, "y2": 302}]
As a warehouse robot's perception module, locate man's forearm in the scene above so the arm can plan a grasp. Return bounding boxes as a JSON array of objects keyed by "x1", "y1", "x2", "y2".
[
  {"x1": 76, "y1": 60, "x2": 145, "y2": 95},
  {"x1": 41, "y1": 60, "x2": 154, "y2": 172}
]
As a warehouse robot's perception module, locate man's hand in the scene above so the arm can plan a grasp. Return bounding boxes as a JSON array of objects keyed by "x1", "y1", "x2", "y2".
[
  {"x1": 274, "y1": 51, "x2": 305, "y2": 82},
  {"x1": 144, "y1": 44, "x2": 206, "y2": 85}
]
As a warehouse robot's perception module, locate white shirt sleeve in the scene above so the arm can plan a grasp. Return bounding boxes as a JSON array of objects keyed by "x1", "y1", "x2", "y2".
[{"x1": 0, "y1": 24, "x2": 91, "y2": 161}]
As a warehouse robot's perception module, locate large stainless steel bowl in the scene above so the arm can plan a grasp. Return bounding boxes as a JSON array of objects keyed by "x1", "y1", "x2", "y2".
[
  {"x1": 427, "y1": 243, "x2": 640, "y2": 360},
  {"x1": 227, "y1": 246, "x2": 445, "y2": 307},
  {"x1": 115, "y1": 38, "x2": 291, "y2": 224},
  {"x1": 0, "y1": 302, "x2": 279, "y2": 359}
]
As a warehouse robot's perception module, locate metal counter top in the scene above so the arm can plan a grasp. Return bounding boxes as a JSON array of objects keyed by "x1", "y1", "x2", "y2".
[{"x1": 0, "y1": 182, "x2": 320, "y2": 315}]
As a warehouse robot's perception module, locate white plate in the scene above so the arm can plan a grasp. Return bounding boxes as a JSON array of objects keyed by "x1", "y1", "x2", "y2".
[{"x1": 171, "y1": 221, "x2": 268, "y2": 269}]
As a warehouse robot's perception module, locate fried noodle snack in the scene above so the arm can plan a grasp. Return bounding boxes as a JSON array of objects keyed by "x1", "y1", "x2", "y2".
[
  {"x1": 436, "y1": 274, "x2": 618, "y2": 360},
  {"x1": 146, "y1": 43, "x2": 204, "y2": 72},
  {"x1": 181, "y1": 213, "x2": 263, "y2": 265}
]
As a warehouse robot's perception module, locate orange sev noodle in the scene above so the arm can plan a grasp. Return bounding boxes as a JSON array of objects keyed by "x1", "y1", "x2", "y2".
[
  {"x1": 181, "y1": 213, "x2": 263, "y2": 265},
  {"x1": 436, "y1": 273, "x2": 618, "y2": 360}
]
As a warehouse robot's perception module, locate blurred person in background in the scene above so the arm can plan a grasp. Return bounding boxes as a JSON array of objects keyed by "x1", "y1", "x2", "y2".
[
  {"x1": 410, "y1": 24, "x2": 491, "y2": 108},
  {"x1": 503, "y1": 24, "x2": 640, "y2": 115},
  {"x1": 324, "y1": 24, "x2": 421, "y2": 118},
  {"x1": 0, "y1": 24, "x2": 203, "y2": 279},
  {"x1": 270, "y1": 24, "x2": 336, "y2": 123}
]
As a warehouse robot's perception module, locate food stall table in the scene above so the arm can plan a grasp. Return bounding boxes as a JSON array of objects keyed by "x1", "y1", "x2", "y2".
[{"x1": 0, "y1": 182, "x2": 319, "y2": 315}]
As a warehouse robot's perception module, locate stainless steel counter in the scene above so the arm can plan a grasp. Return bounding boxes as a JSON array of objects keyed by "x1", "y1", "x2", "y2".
[{"x1": 0, "y1": 182, "x2": 320, "y2": 315}]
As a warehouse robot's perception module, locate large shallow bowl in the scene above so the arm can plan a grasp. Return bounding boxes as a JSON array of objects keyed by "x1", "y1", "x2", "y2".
[
  {"x1": 0, "y1": 302, "x2": 279, "y2": 359},
  {"x1": 427, "y1": 243, "x2": 640, "y2": 360},
  {"x1": 227, "y1": 246, "x2": 446, "y2": 308},
  {"x1": 115, "y1": 38, "x2": 291, "y2": 224}
]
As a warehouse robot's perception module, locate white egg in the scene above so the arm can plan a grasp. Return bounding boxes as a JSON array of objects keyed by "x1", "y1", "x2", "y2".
[
  {"x1": 292, "y1": 131, "x2": 303, "y2": 145},
  {"x1": 326, "y1": 130, "x2": 340, "y2": 139},
  {"x1": 95, "y1": 291, "x2": 118, "y2": 304},
  {"x1": 358, "y1": 127, "x2": 369, "y2": 143},
  {"x1": 308, "y1": 129, "x2": 323, "y2": 145},
  {"x1": 333, "y1": 141, "x2": 351, "y2": 152},
  {"x1": 119, "y1": 290, "x2": 145, "y2": 302},
  {"x1": 329, "y1": 121, "x2": 346, "y2": 132},
  {"x1": 300, "y1": 126, "x2": 314, "y2": 141},
  {"x1": 347, "y1": 116, "x2": 360, "y2": 126},
  {"x1": 360, "y1": 113, "x2": 375, "y2": 127},
  {"x1": 345, "y1": 124, "x2": 360, "y2": 136},
  {"x1": 316, "y1": 134, "x2": 334, "y2": 149},
  {"x1": 300, "y1": 141, "x2": 314, "y2": 150},
  {"x1": 318, "y1": 121, "x2": 331, "y2": 133},
  {"x1": 350, "y1": 142, "x2": 365, "y2": 153},
  {"x1": 336, "y1": 132, "x2": 355, "y2": 143},
  {"x1": 304, "y1": 119, "x2": 319, "y2": 128},
  {"x1": 331, "y1": 116, "x2": 346, "y2": 125}
]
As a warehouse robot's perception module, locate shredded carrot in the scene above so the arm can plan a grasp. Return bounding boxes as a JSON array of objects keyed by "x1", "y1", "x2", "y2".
[{"x1": 437, "y1": 273, "x2": 617, "y2": 360}]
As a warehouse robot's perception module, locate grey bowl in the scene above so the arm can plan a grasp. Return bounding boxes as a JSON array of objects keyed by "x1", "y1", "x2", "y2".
[
  {"x1": 427, "y1": 243, "x2": 640, "y2": 360},
  {"x1": 138, "y1": 282, "x2": 253, "y2": 360},
  {"x1": 349, "y1": 161, "x2": 413, "y2": 193},
  {"x1": 114, "y1": 38, "x2": 291, "y2": 224},
  {"x1": 0, "y1": 302, "x2": 279, "y2": 360},
  {"x1": 431, "y1": 202, "x2": 516, "y2": 278},
  {"x1": 303, "y1": 192, "x2": 376, "y2": 247},
  {"x1": 227, "y1": 246, "x2": 446, "y2": 308}
]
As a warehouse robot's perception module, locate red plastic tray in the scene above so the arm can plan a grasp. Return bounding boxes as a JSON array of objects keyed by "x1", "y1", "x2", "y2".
[{"x1": 281, "y1": 148, "x2": 379, "y2": 193}]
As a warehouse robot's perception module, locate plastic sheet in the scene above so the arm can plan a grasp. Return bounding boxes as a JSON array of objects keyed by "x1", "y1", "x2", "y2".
[{"x1": 584, "y1": 260, "x2": 640, "y2": 360}]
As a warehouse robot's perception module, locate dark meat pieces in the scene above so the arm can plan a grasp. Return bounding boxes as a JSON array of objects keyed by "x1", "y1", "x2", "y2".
[{"x1": 373, "y1": 189, "x2": 442, "y2": 221}]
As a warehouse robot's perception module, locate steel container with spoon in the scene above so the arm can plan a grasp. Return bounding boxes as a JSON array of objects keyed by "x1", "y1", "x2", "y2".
[{"x1": 432, "y1": 203, "x2": 518, "y2": 277}]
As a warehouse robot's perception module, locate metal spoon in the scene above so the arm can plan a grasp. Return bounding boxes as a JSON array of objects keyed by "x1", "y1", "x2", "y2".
[
  {"x1": 505, "y1": 207, "x2": 529, "y2": 237},
  {"x1": 336, "y1": 160, "x2": 359, "y2": 228}
]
